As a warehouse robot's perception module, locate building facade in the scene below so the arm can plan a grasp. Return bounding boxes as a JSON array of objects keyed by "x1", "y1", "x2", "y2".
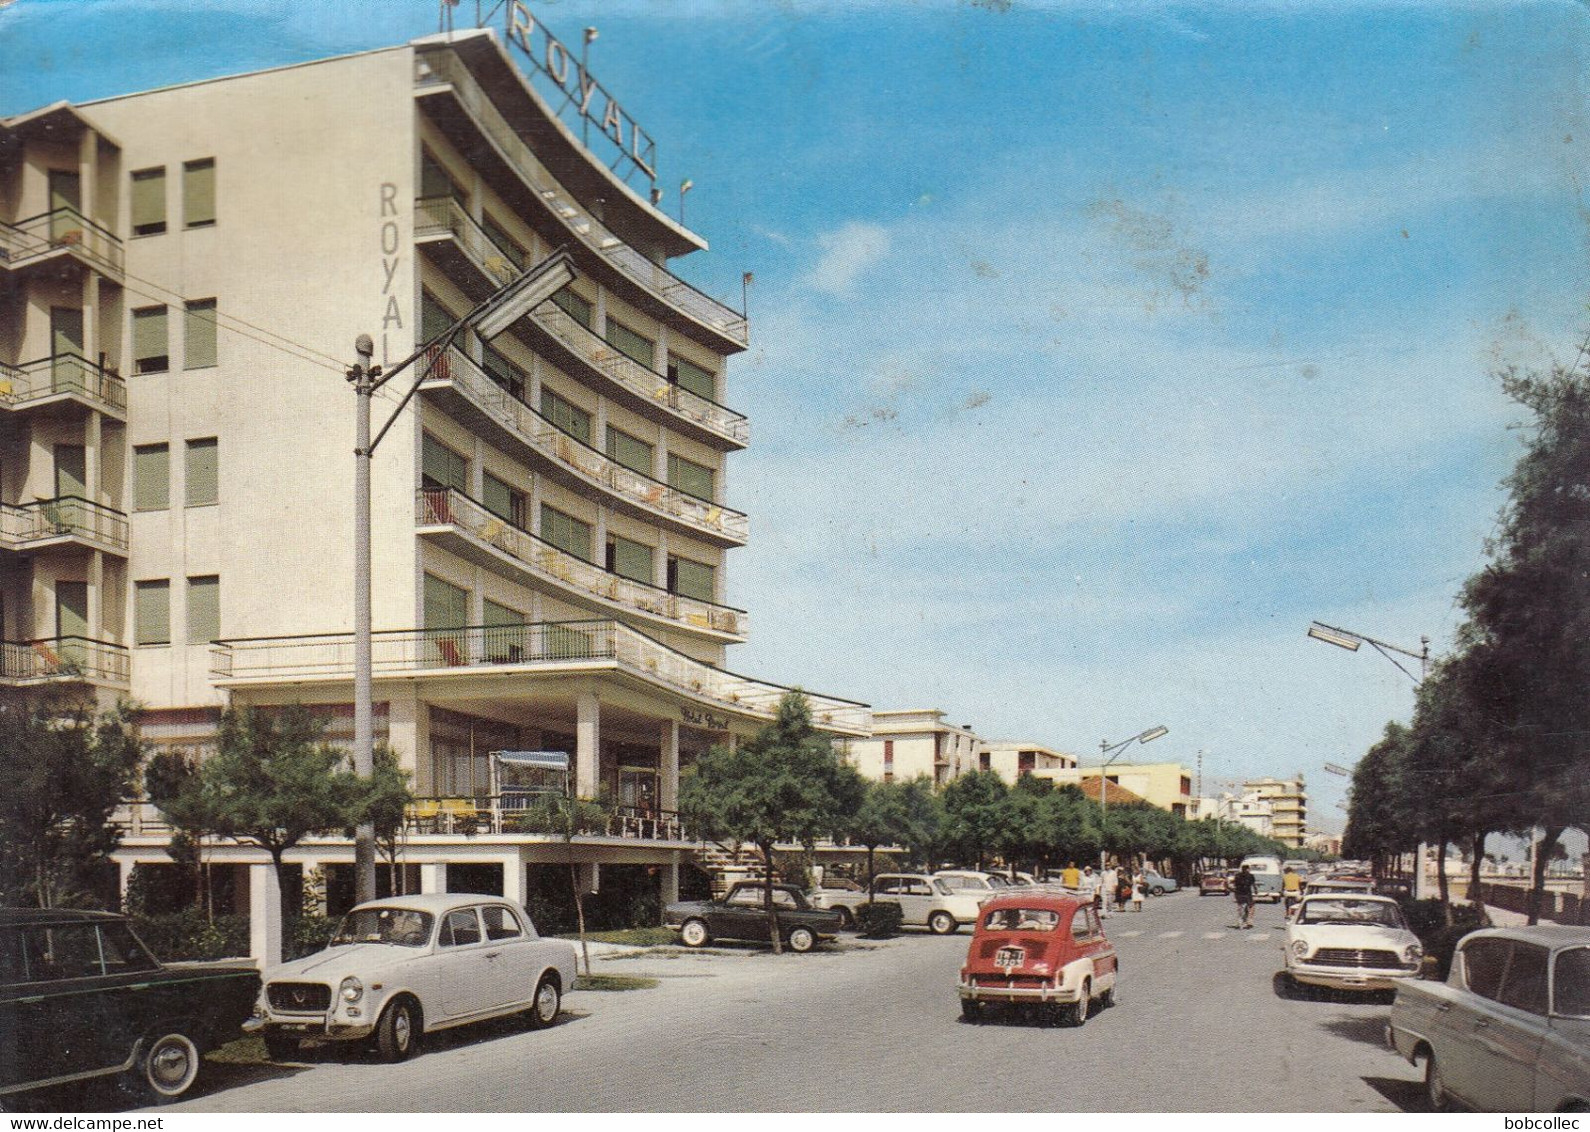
[
  {"x1": 1, "y1": 23, "x2": 869, "y2": 959},
  {"x1": 979, "y1": 740, "x2": 1076, "y2": 786},
  {"x1": 1048, "y1": 761, "x2": 1194, "y2": 818},
  {"x1": 840, "y1": 709, "x2": 980, "y2": 788},
  {"x1": 1242, "y1": 777, "x2": 1307, "y2": 848}
]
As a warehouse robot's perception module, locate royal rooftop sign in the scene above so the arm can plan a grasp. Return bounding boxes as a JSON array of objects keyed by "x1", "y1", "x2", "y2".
[{"x1": 504, "y1": 2, "x2": 657, "y2": 185}]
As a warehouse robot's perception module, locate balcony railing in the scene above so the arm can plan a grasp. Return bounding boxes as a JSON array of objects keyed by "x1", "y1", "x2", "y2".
[
  {"x1": 0, "y1": 354, "x2": 127, "y2": 417},
  {"x1": 210, "y1": 619, "x2": 872, "y2": 734},
  {"x1": 422, "y1": 345, "x2": 748, "y2": 544},
  {"x1": 416, "y1": 49, "x2": 748, "y2": 348},
  {"x1": 415, "y1": 195, "x2": 519, "y2": 288},
  {"x1": 0, "y1": 496, "x2": 129, "y2": 553},
  {"x1": 417, "y1": 487, "x2": 747, "y2": 640},
  {"x1": 0, "y1": 206, "x2": 124, "y2": 277},
  {"x1": 0, "y1": 636, "x2": 130, "y2": 686},
  {"x1": 531, "y1": 304, "x2": 749, "y2": 448}
]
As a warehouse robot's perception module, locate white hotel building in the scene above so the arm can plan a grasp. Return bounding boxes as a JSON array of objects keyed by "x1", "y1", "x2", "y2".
[{"x1": 0, "y1": 20, "x2": 869, "y2": 956}]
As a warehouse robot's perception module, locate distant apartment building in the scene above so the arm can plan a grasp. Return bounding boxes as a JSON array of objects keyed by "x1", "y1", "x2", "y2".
[
  {"x1": 980, "y1": 740, "x2": 1076, "y2": 786},
  {"x1": 1243, "y1": 777, "x2": 1307, "y2": 848},
  {"x1": 841, "y1": 709, "x2": 980, "y2": 787},
  {"x1": 1051, "y1": 761, "x2": 1194, "y2": 818},
  {"x1": 0, "y1": 19, "x2": 871, "y2": 958}
]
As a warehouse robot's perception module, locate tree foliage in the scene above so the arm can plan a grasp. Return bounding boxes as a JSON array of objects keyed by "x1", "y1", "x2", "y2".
[
  {"x1": 0, "y1": 694, "x2": 144, "y2": 907},
  {"x1": 849, "y1": 776, "x2": 941, "y2": 887}
]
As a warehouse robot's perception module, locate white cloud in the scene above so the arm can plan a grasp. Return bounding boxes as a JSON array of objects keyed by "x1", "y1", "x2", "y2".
[{"x1": 802, "y1": 221, "x2": 892, "y2": 297}]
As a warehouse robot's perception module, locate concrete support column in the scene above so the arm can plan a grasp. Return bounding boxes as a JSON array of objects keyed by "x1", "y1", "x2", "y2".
[
  {"x1": 249, "y1": 863, "x2": 283, "y2": 968},
  {"x1": 660, "y1": 718, "x2": 679, "y2": 812},
  {"x1": 420, "y1": 861, "x2": 447, "y2": 894},
  {"x1": 502, "y1": 853, "x2": 526, "y2": 906},
  {"x1": 654, "y1": 323, "x2": 668, "y2": 375},
  {"x1": 577, "y1": 861, "x2": 600, "y2": 895},
  {"x1": 594, "y1": 286, "x2": 607, "y2": 338},
  {"x1": 660, "y1": 853, "x2": 680, "y2": 914},
  {"x1": 388, "y1": 688, "x2": 423, "y2": 792},
  {"x1": 117, "y1": 859, "x2": 134, "y2": 912},
  {"x1": 575, "y1": 691, "x2": 600, "y2": 799}
]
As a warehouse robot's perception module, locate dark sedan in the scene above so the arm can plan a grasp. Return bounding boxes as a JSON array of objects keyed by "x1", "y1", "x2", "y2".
[
  {"x1": 665, "y1": 882, "x2": 842, "y2": 952},
  {"x1": 0, "y1": 908, "x2": 259, "y2": 1104}
]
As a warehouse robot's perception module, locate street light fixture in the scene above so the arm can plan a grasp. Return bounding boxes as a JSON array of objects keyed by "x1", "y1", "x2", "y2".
[
  {"x1": 346, "y1": 250, "x2": 577, "y2": 904},
  {"x1": 1096, "y1": 725, "x2": 1168, "y2": 881}
]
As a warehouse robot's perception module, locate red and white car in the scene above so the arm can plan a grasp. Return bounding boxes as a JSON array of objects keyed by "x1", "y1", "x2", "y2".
[{"x1": 957, "y1": 891, "x2": 1117, "y2": 1026}]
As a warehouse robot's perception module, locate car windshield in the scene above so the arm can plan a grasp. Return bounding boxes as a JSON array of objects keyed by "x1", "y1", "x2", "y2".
[
  {"x1": 1555, "y1": 947, "x2": 1590, "y2": 1017},
  {"x1": 940, "y1": 876, "x2": 987, "y2": 891},
  {"x1": 331, "y1": 907, "x2": 434, "y2": 947},
  {"x1": 1298, "y1": 899, "x2": 1405, "y2": 927},
  {"x1": 983, "y1": 908, "x2": 1061, "y2": 932}
]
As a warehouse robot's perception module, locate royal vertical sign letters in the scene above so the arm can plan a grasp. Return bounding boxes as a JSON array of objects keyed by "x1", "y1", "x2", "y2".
[{"x1": 505, "y1": 2, "x2": 657, "y2": 185}]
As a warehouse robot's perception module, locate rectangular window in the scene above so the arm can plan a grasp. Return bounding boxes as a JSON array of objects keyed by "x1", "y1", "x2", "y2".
[
  {"x1": 481, "y1": 342, "x2": 525, "y2": 401},
  {"x1": 666, "y1": 453, "x2": 715, "y2": 502},
  {"x1": 668, "y1": 354, "x2": 716, "y2": 400},
  {"x1": 423, "y1": 573, "x2": 469, "y2": 630},
  {"x1": 606, "y1": 535, "x2": 654, "y2": 584},
  {"x1": 182, "y1": 158, "x2": 215, "y2": 228},
  {"x1": 539, "y1": 387, "x2": 592, "y2": 445},
  {"x1": 540, "y1": 504, "x2": 592, "y2": 562},
  {"x1": 134, "y1": 579, "x2": 171, "y2": 646},
  {"x1": 481, "y1": 213, "x2": 526, "y2": 271},
  {"x1": 605, "y1": 426, "x2": 654, "y2": 477},
  {"x1": 420, "y1": 152, "x2": 463, "y2": 204},
  {"x1": 421, "y1": 433, "x2": 468, "y2": 493},
  {"x1": 186, "y1": 575, "x2": 219, "y2": 644},
  {"x1": 184, "y1": 299, "x2": 217, "y2": 369},
  {"x1": 421, "y1": 290, "x2": 455, "y2": 343},
  {"x1": 132, "y1": 306, "x2": 169, "y2": 373},
  {"x1": 482, "y1": 472, "x2": 524, "y2": 528},
  {"x1": 667, "y1": 555, "x2": 715, "y2": 602},
  {"x1": 185, "y1": 437, "x2": 218, "y2": 506},
  {"x1": 130, "y1": 167, "x2": 166, "y2": 236},
  {"x1": 482, "y1": 599, "x2": 524, "y2": 627},
  {"x1": 605, "y1": 318, "x2": 655, "y2": 369},
  {"x1": 551, "y1": 287, "x2": 592, "y2": 329},
  {"x1": 134, "y1": 444, "x2": 170, "y2": 511}
]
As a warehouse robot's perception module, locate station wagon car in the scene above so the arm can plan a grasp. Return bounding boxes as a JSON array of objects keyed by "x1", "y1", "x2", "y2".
[
  {"x1": 810, "y1": 872, "x2": 987, "y2": 934},
  {"x1": 665, "y1": 882, "x2": 841, "y2": 952},
  {"x1": 1389, "y1": 925, "x2": 1590, "y2": 1112},
  {"x1": 246, "y1": 893, "x2": 577, "y2": 1062},
  {"x1": 0, "y1": 907, "x2": 258, "y2": 1103},
  {"x1": 958, "y1": 892, "x2": 1117, "y2": 1026},
  {"x1": 1283, "y1": 893, "x2": 1422, "y2": 993}
]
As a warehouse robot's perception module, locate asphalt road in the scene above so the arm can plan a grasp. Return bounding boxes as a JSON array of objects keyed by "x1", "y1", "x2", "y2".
[{"x1": 155, "y1": 889, "x2": 1427, "y2": 1112}]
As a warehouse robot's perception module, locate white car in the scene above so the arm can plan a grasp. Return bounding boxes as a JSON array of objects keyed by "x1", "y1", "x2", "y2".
[
  {"x1": 933, "y1": 870, "x2": 1013, "y2": 896},
  {"x1": 811, "y1": 873, "x2": 987, "y2": 934},
  {"x1": 246, "y1": 893, "x2": 578, "y2": 1062},
  {"x1": 1283, "y1": 893, "x2": 1423, "y2": 994}
]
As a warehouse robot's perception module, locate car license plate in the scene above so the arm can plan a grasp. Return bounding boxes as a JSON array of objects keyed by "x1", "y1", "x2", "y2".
[{"x1": 995, "y1": 946, "x2": 1025, "y2": 970}]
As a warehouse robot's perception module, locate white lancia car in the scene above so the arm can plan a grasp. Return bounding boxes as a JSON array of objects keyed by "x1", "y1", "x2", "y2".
[
  {"x1": 1283, "y1": 893, "x2": 1423, "y2": 994},
  {"x1": 247, "y1": 893, "x2": 578, "y2": 1062}
]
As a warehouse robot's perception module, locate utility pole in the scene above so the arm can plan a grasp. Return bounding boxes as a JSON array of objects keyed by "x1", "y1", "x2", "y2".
[{"x1": 347, "y1": 334, "x2": 380, "y2": 905}]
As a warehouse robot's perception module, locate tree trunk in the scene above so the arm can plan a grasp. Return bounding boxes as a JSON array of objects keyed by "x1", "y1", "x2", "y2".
[
  {"x1": 761, "y1": 841, "x2": 782, "y2": 955},
  {"x1": 1435, "y1": 837, "x2": 1451, "y2": 925},
  {"x1": 1528, "y1": 826, "x2": 1564, "y2": 926},
  {"x1": 568, "y1": 862, "x2": 591, "y2": 976}
]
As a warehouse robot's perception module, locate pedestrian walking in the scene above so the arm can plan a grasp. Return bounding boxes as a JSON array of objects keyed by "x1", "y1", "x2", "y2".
[
  {"x1": 1233, "y1": 863, "x2": 1257, "y2": 928},
  {"x1": 1060, "y1": 861, "x2": 1081, "y2": 891},
  {"x1": 1101, "y1": 864, "x2": 1118, "y2": 915},
  {"x1": 1117, "y1": 870, "x2": 1134, "y2": 911},
  {"x1": 1131, "y1": 870, "x2": 1145, "y2": 911}
]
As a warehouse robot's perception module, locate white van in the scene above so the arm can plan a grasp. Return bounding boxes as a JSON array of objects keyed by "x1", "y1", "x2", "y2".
[{"x1": 1239, "y1": 855, "x2": 1284, "y2": 903}]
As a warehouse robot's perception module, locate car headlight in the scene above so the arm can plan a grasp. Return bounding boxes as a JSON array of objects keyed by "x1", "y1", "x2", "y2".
[
  {"x1": 339, "y1": 976, "x2": 364, "y2": 1004},
  {"x1": 1403, "y1": 943, "x2": 1423, "y2": 964},
  {"x1": 1291, "y1": 940, "x2": 1310, "y2": 960}
]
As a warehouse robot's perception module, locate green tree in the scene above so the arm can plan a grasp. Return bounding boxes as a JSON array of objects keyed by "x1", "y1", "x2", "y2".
[
  {"x1": 0, "y1": 694, "x2": 144, "y2": 907},
  {"x1": 849, "y1": 776, "x2": 940, "y2": 892},
  {"x1": 680, "y1": 692, "x2": 861, "y2": 953},
  {"x1": 939, "y1": 770, "x2": 1008, "y2": 869},
  {"x1": 1342, "y1": 722, "x2": 1418, "y2": 875}
]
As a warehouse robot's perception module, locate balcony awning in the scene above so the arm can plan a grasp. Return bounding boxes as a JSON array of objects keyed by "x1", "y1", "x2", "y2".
[{"x1": 493, "y1": 750, "x2": 569, "y2": 771}]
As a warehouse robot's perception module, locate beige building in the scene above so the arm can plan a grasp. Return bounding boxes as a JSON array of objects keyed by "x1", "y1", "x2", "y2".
[
  {"x1": 982, "y1": 740, "x2": 1076, "y2": 786},
  {"x1": 1050, "y1": 761, "x2": 1194, "y2": 818},
  {"x1": 840, "y1": 709, "x2": 980, "y2": 788},
  {"x1": 1, "y1": 22, "x2": 869, "y2": 959},
  {"x1": 1243, "y1": 777, "x2": 1307, "y2": 847}
]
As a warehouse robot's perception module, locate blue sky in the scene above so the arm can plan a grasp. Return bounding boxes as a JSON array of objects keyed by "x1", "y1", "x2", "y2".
[{"x1": 4, "y1": 0, "x2": 1586, "y2": 837}]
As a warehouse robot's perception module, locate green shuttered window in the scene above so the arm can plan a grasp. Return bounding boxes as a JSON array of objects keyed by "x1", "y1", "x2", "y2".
[
  {"x1": 540, "y1": 388, "x2": 591, "y2": 445},
  {"x1": 185, "y1": 438, "x2": 218, "y2": 506},
  {"x1": 131, "y1": 168, "x2": 166, "y2": 236},
  {"x1": 183, "y1": 159, "x2": 215, "y2": 228},
  {"x1": 186, "y1": 575, "x2": 219, "y2": 643},
  {"x1": 605, "y1": 426, "x2": 654, "y2": 477},
  {"x1": 135, "y1": 579, "x2": 171, "y2": 645},
  {"x1": 552, "y1": 288, "x2": 592, "y2": 329},
  {"x1": 184, "y1": 299, "x2": 217, "y2": 369},
  {"x1": 607, "y1": 536, "x2": 654, "y2": 585},
  {"x1": 133, "y1": 306, "x2": 169, "y2": 373},
  {"x1": 605, "y1": 318, "x2": 654, "y2": 369},
  {"x1": 668, "y1": 355, "x2": 715, "y2": 400},
  {"x1": 669, "y1": 556, "x2": 716, "y2": 603},
  {"x1": 422, "y1": 434, "x2": 468, "y2": 493},
  {"x1": 482, "y1": 472, "x2": 524, "y2": 527},
  {"x1": 667, "y1": 453, "x2": 715, "y2": 502},
  {"x1": 134, "y1": 444, "x2": 169, "y2": 511},
  {"x1": 424, "y1": 573, "x2": 469, "y2": 630},
  {"x1": 540, "y1": 504, "x2": 592, "y2": 562}
]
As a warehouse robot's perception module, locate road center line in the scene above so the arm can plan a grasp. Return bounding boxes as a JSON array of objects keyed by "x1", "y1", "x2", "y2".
[{"x1": 1158, "y1": 931, "x2": 1184, "y2": 939}]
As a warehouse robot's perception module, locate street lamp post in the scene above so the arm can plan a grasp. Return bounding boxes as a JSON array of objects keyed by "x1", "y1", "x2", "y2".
[
  {"x1": 346, "y1": 251, "x2": 576, "y2": 904},
  {"x1": 1307, "y1": 619, "x2": 1431, "y2": 895},
  {"x1": 1096, "y1": 725, "x2": 1169, "y2": 881}
]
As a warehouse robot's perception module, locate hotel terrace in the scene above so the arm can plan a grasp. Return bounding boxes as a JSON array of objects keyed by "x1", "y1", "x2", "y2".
[{"x1": 0, "y1": 18, "x2": 869, "y2": 959}]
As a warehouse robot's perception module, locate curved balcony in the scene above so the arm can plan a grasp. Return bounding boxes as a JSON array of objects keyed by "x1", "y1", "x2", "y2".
[
  {"x1": 0, "y1": 207, "x2": 124, "y2": 282},
  {"x1": 419, "y1": 346, "x2": 747, "y2": 546},
  {"x1": 210, "y1": 619, "x2": 870, "y2": 736},
  {"x1": 0, "y1": 354, "x2": 127, "y2": 420},
  {"x1": 529, "y1": 304, "x2": 748, "y2": 450},
  {"x1": 416, "y1": 487, "x2": 747, "y2": 643},
  {"x1": 415, "y1": 50, "x2": 747, "y2": 352},
  {"x1": 1, "y1": 636, "x2": 129, "y2": 688},
  {"x1": 415, "y1": 195, "x2": 516, "y2": 298},
  {"x1": 0, "y1": 496, "x2": 129, "y2": 555}
]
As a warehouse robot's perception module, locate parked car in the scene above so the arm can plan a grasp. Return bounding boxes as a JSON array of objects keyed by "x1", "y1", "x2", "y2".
[
  {"x1": 0, "y1": 907, "x2": 258, "y2": 1104},
  {"x1": 666, "y1": 882, "x2": 841, "y2": 952},
  {"x1": 1199, "y1": 869, "x2": 1232, "y2": 896},
  {"x1": 1283, "y1": 894, "x2": 1423, "y2": 994},
  {"x1": 934, "y1": 869, "x2": 1013, "y2": 896},
  {"x1": 957, "y1": 892, "x2": 1117, "y2": 1026},
  {"x1": 247, "y1": 893, "x2": 577, "y2": 1062},
  {"x1": 810, "y1": 873, "x2": 986, "y2": 934},
  {"x1": 1389, "y1": 925, "x2": 1590, "y2": 1112},
  {"x1": 1142, "y1": 868, "x2": 1179, "y2": 896}
]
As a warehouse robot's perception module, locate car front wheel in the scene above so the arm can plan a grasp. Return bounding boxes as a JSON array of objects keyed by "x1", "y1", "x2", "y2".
[
  {"x1": 137, "y1": 1031, "x2": 201, "y2": 1102},
  {"x1": 787, "y1": 926, "x2": 817, "y2": 953},
  {"x1": 1151, "y1": 886, "x2": 1166, "y2": 897},
  {"x1": 680, "y1": 919, "x2": 710, "y2": 947},
  {"x1": 375, "y1": 998, "x2": 418, "y2": 1062},
  {"x1": 527, "y1": 975, "x2": 561, "y2": 1029},
  {"x1": 1423, "y1": 1053, "x2": 1450, "y2": 1112},
  {"x1": 928, "y1": 911, "x2": 957, "y2": 935}
]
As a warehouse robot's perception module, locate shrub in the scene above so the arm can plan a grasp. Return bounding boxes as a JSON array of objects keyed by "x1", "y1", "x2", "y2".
[
  {"x1": 1398, "y1": 897, "x2": 1491, "y2": 980},
  {"x1": 286, "y1": 914, "x2": 336, "y2": 959},
  {"x1": 855, "y1": 901, "x2": 903, "y2": 938},
  {"x1": 131, "y1": 909, "x2": 250, "y2": 960}
]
